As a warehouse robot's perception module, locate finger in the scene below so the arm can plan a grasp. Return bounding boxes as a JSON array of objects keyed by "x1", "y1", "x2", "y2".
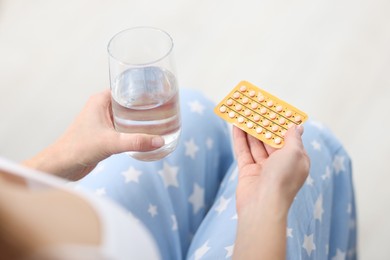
[
  {"x1": 283, "y1": 125, "x2": 305, "y2": 150},
  {"x1": 264, "y1": 143, "x2": 278, "y2": 156},
  {"x1": 233, "y1": 126, "x2": 254, "y2": 168},
  {"x1": 246, "y1": 134, "x2": 268, "y2": 163},
  {"x1": 265, "y1": 125, "x2": 305, "y2": 155},
  {"x1": 111, "y1": 133, "x2": 165, "y2": 153}
]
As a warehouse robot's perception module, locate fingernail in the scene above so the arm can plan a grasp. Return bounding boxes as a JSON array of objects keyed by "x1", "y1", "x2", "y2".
[{"x1": 152, "y1": 136, "x2": 165, "y2": 148}]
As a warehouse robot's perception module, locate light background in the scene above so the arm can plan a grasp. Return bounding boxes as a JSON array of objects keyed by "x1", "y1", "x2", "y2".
[{"x1": 0, "y1": 0, "x2": 389, "y2": 258}]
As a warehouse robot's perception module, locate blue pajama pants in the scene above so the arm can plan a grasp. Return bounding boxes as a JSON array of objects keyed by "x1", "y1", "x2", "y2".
[{"x1": 78, "y1": 88, "x2": 357, "y2": 260}]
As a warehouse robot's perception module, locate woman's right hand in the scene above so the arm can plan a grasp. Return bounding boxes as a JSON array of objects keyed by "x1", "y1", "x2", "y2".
[
  {"x1": 232, "y1": 125, "x2": 310, "y2": 260},
  {"x1": 233, "y1": 125, "x2": 310, "y2": 215}
]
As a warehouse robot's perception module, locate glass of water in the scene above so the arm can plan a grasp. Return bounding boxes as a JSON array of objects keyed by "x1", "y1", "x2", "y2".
[{"x1": 107, "y1": 27, "x2": 181, "y2": 161}]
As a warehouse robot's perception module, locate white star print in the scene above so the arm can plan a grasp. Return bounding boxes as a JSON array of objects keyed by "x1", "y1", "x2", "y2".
[
  {"x1": 185, "y1": 138, "x2": 200, "y2": 159},
  {"x1": 302, "y1": 234, "x2": 316, "y2": 257},
  {"x1": 333, "y1": 155, "x2": 346, "y2": 174},
  {"x1": 314, "y1": 194, "x2": 324, "y2": 222},
  {"x1": 287, "y1": 227, "x2": 293, "y2": 238},
  {"x1": 189, "y1": 100, "x2": 205, "y2": 114},
  {"x1": 148, "y1": 204, "x2": 158, "y2": 217},
  {"x1": 311, "y1": 140, "x2": 322, "y2": 151},
  {"x1": 215, "y1": 196, "x2": 231, "y2": 215},
  {"x1": 171, "y1": 215, "x2": 178, "y2": 231},
  {"x1": 95, "y1": 187, "x2": 106, "y2": 196},
  {"x1": 188, "y1": 183, "x2": 205, "y2": 214},
  {"x1": 206, "y1": 137, "x2": 214, "y2": 149},
  {"x1": 321, "y1": 166, "x2": 332, "y2": 180},
  {"x1": 158, "y1": 162, "x2": 179, "y2": 188},
  {"x1": 231, "y1": 213, "x2": 238, "y2": 220},
  {"x1": 194, "y1": 240, "x2": 210, "y2": 260},
  {"x1": 224, "y1": 244, "x2": 234, "y2": 258},
  {"x1": 306, "y1": 175, "x2": 314, "y2": 186},
  {"x1": 121, "y1": 166, "x2": 142, "y2": 183},
  {"x1": 332, "y1": 249, "x2": 346, "y2": 260}
]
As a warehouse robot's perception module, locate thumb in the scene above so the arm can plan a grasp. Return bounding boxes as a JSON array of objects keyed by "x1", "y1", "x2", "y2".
[
  {"x1": 283, "y1": 125, "x2": 304, "y2": 150},
  {"x1": 111, "y1": 132, "x2": 165, "y2": 153}
]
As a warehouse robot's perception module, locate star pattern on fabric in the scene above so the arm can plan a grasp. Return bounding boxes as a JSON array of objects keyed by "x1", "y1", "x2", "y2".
[
  {"x1": 287, "y1": 227, "x2": 293, "y2": 238},
  {"x1": 224, "y1": 244, "x2": 234, "y2": 258},
  {"x1": 206, "y1": 137, "x2": 214, "y2": 150},
  {"x1": 215, "y1": 196, "x2": 231, "y2": 215},
  {"x1": 311, "y1": 140, "x2": 322, "y2": 151},
  {"x1": 314, "y1": 194, "x2": 324, "y2": 222},
  {"x1": 321, "y1": 166, "x2": 332, "y2": 180},
  {"x1": 188, "y1": 183, "x2": 205, "y2": 214},
  {"x1": 158, "y1": 162, "x2": 179, "y2": 188},
  {"x1": 171, "y1": 214, "x2": 178, "y2": 231},
  {"x1": 231, "y1": 213, "x2": 238, "y2": 220},
  {"x1": 306, "y1": 175, "x2": 314, "y2": 186},
  {"x1": 189, "y1": 100, "x2": 205, "y2": 114},
  {"x1": 333, "y1": 155, "x2": 346, "y2": 174},
  {"x1": 194, "y1": 240, "x2": 210, "y2": 260},
  {"x1": 185, "y1": 138, "x2": 200, "y2": 159},
  {"x1": 302, "y1": 234, "x2": 316, "y2": 257},
  {"x1": 148, "y1": 204, "x2": 158, "y2": 217},
  {"x1": 121, "y1": 166, "x2": 142, "y2": 183},
  {"x1": 95, "y1": 187, "x2": 106, "y2": 196},
  {"x1": 332, "y1": 249, "x2": 346, "y2": 260}
]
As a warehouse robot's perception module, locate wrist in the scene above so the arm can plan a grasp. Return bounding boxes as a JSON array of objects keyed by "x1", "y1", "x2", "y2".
[
  {"x1": 23, "y1": 141, "x2": 72, "y2": 179},
  {"x1": 234, "y1": 189, "x2": 289, "y2": 260},
  {"x1": 237, "y1": 186, "x2": 293, "y2": 222}
]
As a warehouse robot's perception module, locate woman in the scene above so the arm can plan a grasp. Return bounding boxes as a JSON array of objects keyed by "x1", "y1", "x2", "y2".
[{"x1": 0, "y1": 88, "x2": 356, "y2": 259}]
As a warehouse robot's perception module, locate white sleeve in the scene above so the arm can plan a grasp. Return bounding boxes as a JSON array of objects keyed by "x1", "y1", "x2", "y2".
[{"x1": 0, "y1": 157, "x2": 161, "y2": 260}]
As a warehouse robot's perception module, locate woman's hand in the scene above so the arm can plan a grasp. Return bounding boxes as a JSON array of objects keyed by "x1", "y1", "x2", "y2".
[
  {"x1": 232, "y1": 125, "x2": 310, "y2": 260},
  {"x1": 233, "y1": 125, "x2": 310, "y2": 214},
  {"x1": 23, "y1": 90, "x2": 164, "y2": 181}
]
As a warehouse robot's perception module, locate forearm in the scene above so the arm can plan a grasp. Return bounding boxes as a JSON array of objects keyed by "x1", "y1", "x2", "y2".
[
  {"x1": 22, "y1": 139, "x2": 85, "y2": 181},
  {"x1": 233, "y1": 192, "x2": 290, "y2": 260}
]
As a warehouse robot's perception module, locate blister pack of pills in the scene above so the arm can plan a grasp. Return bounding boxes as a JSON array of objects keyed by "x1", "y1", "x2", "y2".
[{"x1": 214, "y1": 81, "x2": 308, "y2": 148}]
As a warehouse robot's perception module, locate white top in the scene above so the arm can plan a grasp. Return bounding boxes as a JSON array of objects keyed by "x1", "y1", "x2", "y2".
[{"x1": 0, "y1": 157, "x2": 161, "y2": 260}]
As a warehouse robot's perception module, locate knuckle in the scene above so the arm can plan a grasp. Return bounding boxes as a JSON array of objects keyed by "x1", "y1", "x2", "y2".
[{"x1": 132, "y1": 135, "x2": 145, "y2": 151}]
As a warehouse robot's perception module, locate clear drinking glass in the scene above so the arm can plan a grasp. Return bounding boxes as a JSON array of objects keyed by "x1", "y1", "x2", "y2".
[{"x1": 107, "y1": 27, "x2": 181, "y2": 161}]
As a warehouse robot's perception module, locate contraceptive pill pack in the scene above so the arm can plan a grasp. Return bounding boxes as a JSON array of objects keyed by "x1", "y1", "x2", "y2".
[{"x1": 214, "y1": 81, "x2": 308, "y2": 148}]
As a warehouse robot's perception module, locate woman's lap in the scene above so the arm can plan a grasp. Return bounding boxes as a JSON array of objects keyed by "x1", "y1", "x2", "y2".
[
  {"x1": 78, "y1": 88, "x2": 357, "y2": 260},
  {"x1": 186, "y1": 121, "x2": 357, "y2": 260},
  {"x1": 78, "y1": 88, "x2": 234, "y2": 259}
]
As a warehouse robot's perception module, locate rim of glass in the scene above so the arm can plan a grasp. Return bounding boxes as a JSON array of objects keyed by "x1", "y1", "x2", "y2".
[{"x1": 107, "y1": 26, "x2": 174, "y2": 66}]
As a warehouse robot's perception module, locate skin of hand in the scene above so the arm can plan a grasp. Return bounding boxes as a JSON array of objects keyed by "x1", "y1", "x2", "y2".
[
  {"x1": 23, "y1": 90, "x2": 165, "y2": 181},
  {"x1": 232, "y1": 125, "x2": 310, "y2": 260}
]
